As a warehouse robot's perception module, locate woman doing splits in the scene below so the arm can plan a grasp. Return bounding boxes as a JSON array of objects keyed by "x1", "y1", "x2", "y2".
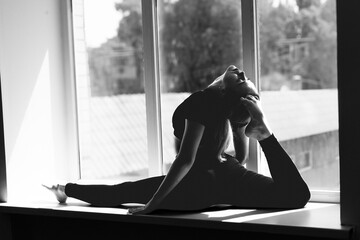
[{"x1": 45, "y1": 65, "x2": 310, "y2": 215}]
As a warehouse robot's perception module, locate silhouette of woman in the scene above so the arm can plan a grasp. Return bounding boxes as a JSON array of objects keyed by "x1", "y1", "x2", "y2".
[{"x1": 44, "y1": 65, "x2": 310, "y2": 215}]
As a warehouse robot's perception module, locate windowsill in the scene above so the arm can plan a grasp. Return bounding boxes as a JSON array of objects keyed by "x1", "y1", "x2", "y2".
[{"x1": 0, "y1": 200, "x2": 352, "y2": 239}]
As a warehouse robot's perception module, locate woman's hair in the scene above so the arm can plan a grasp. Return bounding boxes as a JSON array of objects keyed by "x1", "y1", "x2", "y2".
[
  {"x1": 213, "y1": 119, "x2": 231, "y2": 157},
  {"x1": 205, "y1": 76, "x2": 234, "y2": 157}
]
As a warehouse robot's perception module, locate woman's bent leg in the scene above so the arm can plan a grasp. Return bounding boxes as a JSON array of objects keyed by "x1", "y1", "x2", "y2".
[
  {"x1": 214, "y1": 157, "x2": 275, "y2": 208},
  {"x1": 216, "y1": 135, "x2": 310, "y2": 209},
  {"x1": 259, "y1": 134, "x2": 310, "y2": 207},
  {"x1": 65, "y1": 176, "x2": 165, "y2": 207}
]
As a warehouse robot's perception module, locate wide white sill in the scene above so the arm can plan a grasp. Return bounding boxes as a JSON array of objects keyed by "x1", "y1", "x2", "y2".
[{"x1": 0, "y1": 201, "x2": 352, "y2": 239}]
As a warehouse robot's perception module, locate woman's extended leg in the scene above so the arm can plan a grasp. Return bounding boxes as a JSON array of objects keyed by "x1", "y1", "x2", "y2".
[
  {"x1": 57, "y1": 169, "x2": 216, "y2": 210},
  {"x1": 64, "y1": 176, "x2": 164, "y2": 207},
  {"x1": 159, "y1": 169, "x2": 216, "y2": 211},
  {"x1": 46, "y1": 169, "x2": 216, "y2": 210},
  {"x1": 42, "y1": 184, "x2": 68, "y2": 203}
]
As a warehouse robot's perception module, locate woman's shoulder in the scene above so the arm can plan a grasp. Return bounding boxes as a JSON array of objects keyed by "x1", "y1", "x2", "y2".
[
  {"x1": 190, "y1": 87, "x2": 221, "y2": 101},
  {"x1": 174, "y1": 87, "x2": 223, "y2": 117},
  {"x1": 183, "y1": 89, "x2": 220, "y2": 110}
]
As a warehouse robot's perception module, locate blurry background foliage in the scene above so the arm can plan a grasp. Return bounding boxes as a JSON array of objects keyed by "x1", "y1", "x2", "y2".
[{"x1": 87, "y1": 0, "x2": 337, "y2": 96}]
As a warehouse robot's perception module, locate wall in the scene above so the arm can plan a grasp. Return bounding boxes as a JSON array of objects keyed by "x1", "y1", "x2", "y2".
[
  {"x1": 337, "y1": 0, "x2": 360, "y2": 236},
  {"x1": 0, "y1": 0, "x2": 79, "y2": 201}
]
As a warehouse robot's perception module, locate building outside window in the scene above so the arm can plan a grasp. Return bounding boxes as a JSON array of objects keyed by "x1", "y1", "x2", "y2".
[{"x1": 73, "y1": 0, "x2": 148, "y2": 181}]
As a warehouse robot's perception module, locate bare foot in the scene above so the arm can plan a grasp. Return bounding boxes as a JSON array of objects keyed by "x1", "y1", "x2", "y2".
[
  {"x1": 42, "y1": 184, "x2": 68, "y2": 204},
  {"x1": 240, "y1": 95, "x2": 272, "y2": 141}
]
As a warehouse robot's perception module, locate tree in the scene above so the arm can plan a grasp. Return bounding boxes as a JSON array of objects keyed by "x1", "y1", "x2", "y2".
[
  {"x1": 303, "y1": 0, "x2": 337, "y2": 89},
  {"x1": 115, "y1": 0, "x2": 144, "y2": 93},
  {"x1": 161, "y1": 0, "x2": 242, "y2": 92},
  {"x1": 86, "y1": 0, "x2": 143, "y2": 96},
  {"x1": 113, "y1": 0, "x2": 243, "y2": 93},
  {"x1": 88, "y1": 0, "x2": 337, "y2": 95},
  {"x1": 290, "y1": 0, "x2": 337, "y2": 89},
  {"x1": 259, "y1": 0, "x2": 337, "y2": 90},
  {"x1": 259, "y1": 3, "x2": 295, "y2": 76}
]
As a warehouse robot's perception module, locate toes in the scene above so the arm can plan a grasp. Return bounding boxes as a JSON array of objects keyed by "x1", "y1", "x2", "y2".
[{"x1": 42, "y1": 183, "x2": 68, "y2": 204}]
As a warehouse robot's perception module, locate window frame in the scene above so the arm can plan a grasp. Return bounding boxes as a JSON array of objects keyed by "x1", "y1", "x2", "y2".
[
  {"x1": 240, "y1": 0, "x2": 261, "y2": 173},
  {"x1": 62, "y1": 0, "x2": 82, "y2": 180},
  {"x1": 0, "y1": 0, "x2": 340, "y2": 201},
  {"x1": 141, "y1": 0, "x2": 164, "y2": 177},
  {"x1": 68, "y1": 0, "x2": 340, "y2": 201}
]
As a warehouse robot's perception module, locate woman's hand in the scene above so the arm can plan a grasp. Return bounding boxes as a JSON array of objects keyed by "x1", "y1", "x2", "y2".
[
  {"x1": 128, "y1": 120, "x2": 204, "y2": 216},
  {"x1": 127, "y1": 201, "x2": 158, "y2": 215},
  {"x1": 229, "y1": 102, "x2": 251, "y2": 127},
  {"x1": 240, "y1": 95, "x2": 272, "y2": 141}
]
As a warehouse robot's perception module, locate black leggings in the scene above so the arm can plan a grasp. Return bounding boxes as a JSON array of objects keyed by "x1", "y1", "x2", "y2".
[{"x1": 65, "y1": 135, "x2": 310, "y2": 210}]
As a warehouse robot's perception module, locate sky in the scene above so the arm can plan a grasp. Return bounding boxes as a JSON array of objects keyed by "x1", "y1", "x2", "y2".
[
  {"x1": 83, "y1": 0, "x2": 123, "y2": 48},
  {"x1": 81, "y1": 0, "x2": 328, "y2": 48}
]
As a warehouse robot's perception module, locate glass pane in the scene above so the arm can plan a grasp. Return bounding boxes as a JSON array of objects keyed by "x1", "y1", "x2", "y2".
[
  {"x1": 72, "y1": 0, "x2": 148, "y2": 181},
  {"x1": 158, "y1": 0, "x2": 243, "y2": 172},
  {"x1": 258, "y1": 0, "x2": 339, "y2": 191}
]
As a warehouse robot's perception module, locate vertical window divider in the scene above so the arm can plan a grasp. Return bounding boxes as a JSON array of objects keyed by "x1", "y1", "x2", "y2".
[
  {"x1": 241, "y1": 0, "x2": 260, "y2": 172},
  {"x1": 141, "y1": 0, "x2": 164, "y2": 176},
  {"x1": 60, "y1": 0, "x2": 81, "y2": 181}
]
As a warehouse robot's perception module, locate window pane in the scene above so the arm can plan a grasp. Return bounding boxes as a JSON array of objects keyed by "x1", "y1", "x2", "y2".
[
  {"x1": 158, "y1": 0, "x2": 243, "y2": 172},
  {"x1": 72, "y1": 0, "x2": 148, "y2": 181},
  {"x1": 258, "y1": 0, "x2": 339, "y2": 191}
]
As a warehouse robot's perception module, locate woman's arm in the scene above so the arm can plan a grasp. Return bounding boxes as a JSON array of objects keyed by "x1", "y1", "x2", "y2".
[
  {"x1": 230, "y1": 122, "x2": 249, "y2": 165},
  {"x1": 128, "y1": 119, "x2": 205, "y2": 215}
]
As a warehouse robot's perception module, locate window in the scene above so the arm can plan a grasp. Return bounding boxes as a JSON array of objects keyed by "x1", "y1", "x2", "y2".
[
  {"x1": 71, "y1": 0, "x2": 339, "y2": 201},
  {"x1": 72, "y1": 0, "x2": 148, "y2": 181},
  {"x1": 157, "y1": 0, "x2": 243, "y2": 171},
  {"x1": 257, "y1": 0, "x2": 339, "y2": 201}
]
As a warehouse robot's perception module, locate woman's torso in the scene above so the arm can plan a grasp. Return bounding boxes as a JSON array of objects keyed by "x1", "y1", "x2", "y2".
[{"x1": 172, "y1": 88, "x2": 231, "y2": 170}]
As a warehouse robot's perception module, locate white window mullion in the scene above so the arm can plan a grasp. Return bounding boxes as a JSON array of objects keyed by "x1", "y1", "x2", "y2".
[
  {"x1": 241, "y1": 0, "x2": 260, "y2": 172},
  {"x1": 60, "y1": 0, "x2": 81, "y2": 180},
  {"x1": 141, "y1": 0, "x2": 163, "y2": 176}
]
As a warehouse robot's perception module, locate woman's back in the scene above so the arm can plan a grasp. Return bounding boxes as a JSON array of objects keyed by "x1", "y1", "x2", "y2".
[{"x1": 172, "y1": 88, "x2": 231, "y2": 169}]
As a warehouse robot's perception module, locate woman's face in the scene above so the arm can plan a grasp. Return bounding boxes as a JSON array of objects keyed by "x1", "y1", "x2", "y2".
[
  {"x1": 223, "y1": 65, "x2": 259, "y2": 98},
  {"x1": 223, "y1": 65, "x2": 259, "y2": 124}
]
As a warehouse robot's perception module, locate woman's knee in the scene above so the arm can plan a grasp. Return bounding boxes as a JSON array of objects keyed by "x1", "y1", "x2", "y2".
[
  {"x1": 280, "y1": 186, "x2": 311, "y2": 209},
  {"x1": 294, "y1": 186, "x2": 311, "y2": 207}
]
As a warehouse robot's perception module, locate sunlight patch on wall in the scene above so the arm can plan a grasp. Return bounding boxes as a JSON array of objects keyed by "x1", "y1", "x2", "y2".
[{"x1": 7, "y1": 51, "x2": 56, "y2": 202}]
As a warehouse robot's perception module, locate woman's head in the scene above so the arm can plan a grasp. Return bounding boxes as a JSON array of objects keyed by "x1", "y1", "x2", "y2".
[
  {"x1": 205, "y1": 65, "x2": 259, "y2": 156},
  {"x1": 208, "y1": 65, "x2": 258, "y2": 98},
  {"x1": 223, "y1": 65, "x2": 258, "y2": 98},
  {"x1": 221, "y1": 65, "x2": 259, "y2": 124}
]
